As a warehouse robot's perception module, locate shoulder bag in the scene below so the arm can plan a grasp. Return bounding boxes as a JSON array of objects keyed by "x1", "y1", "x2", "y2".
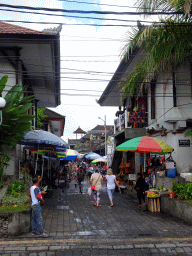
[{"x1": 91, "y1": 175, "x2": 101, "y2": 190}]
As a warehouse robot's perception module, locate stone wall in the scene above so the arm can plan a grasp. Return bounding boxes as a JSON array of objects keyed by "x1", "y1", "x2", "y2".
[
  {"x1": 161, "y1": 196, "x2": 192, "y2": 224},
  {"x1": 0, "y1": 208, "x2": 31, "y2": 237}
]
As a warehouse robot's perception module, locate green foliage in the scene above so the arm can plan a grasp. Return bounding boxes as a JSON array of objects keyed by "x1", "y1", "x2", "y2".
[
  {"x1": 0, "y1": 76, "x2": 35, "y2": 183},
  {"x1": 172, "y1": 182, "x2": 192, "y2": 200},
  {"x1": 0, "y1": 79, "x2": 35, "y2": 149},
  {"x1": 2, "y1": 179, "x2": 30, "y2": 209},
  {"x1": 136, "y1": 0, "x2": 192, "y2": 20},
  {"x1": 2, "y1": 193, "x2": 30, "y2": 206},
  {"x1": 7, "y1": 179, "x2": 25, "y2": 196},
  {"x1": 0, "y1": 203, "x2": 30, "y2": 212},
  {"x1": 184, "y1": 129, "x2": 192, "y2": 137},
  {"x1": 121, "y1": 0, "x2": 192, "y2": 101},
  {"x1": 37, "y1": 107, "x2": 47, "y2": 129}
]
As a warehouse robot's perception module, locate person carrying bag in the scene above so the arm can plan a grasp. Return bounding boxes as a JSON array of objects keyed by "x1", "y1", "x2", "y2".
[{"x1": 90, "y1": 170, "x2": 103, "y2": 207}]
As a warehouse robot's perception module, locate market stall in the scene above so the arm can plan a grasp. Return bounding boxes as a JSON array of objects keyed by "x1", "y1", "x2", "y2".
[
  {"x1": 116, "y1": 136, "x2": 174, "y2": 210},
  {"x1": 116, "y1": 158, "x2": 136, "y2": 192}
]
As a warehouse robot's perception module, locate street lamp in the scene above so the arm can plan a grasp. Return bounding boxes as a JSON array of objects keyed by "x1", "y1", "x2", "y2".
[
  {"x1": 98, "y1": 115, "x2": 107, "y2": 156},
  {"x1": 0, "y1": 97, "x2": 6, "y2": 125}
]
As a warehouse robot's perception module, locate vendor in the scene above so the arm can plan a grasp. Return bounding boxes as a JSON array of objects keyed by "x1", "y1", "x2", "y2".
[{"x1": 134, "y1": 173, "x2": 146, "y2": 209}]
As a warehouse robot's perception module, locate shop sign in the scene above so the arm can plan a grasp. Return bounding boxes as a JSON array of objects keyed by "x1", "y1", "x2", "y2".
[
  {"x1": 179, "y1": 140, "x2": 190, "y2": 147},
  {"x1": 129, "y1": 174, "x2": 136, "y2": 180}
]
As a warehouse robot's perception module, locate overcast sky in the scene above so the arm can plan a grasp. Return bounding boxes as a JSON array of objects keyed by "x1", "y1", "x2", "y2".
[{"x1": 1, "y1": 0, "x2": 156, "y2": 142}]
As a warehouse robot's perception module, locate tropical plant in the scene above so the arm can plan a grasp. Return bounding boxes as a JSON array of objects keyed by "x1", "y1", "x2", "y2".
[
  {"x1": 121, "y1": 0, "x2": 192, "y2": 101},
  {"x1": 7, "y1": 179, "x2": 25, "y2": 196},
  {"x1": 0, "y1": 75, "x2": 35, "y2": 183},
  {"x1": 172, "y1": 182, "x2": 192, "y2": 200},
  {"x1": 2, "y1": 193, "x2": 30, "y2": 206},
  {"x1": 37, "y1": 107, "x2": 47, "y2": 129}
]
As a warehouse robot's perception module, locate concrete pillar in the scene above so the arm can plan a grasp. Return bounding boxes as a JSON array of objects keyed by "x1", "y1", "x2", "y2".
[
  {"x1": 135, "y1": 153, "x2": 141, "y2": 173},
  {"x1": 123, "y1": 151, "x2": 127, "y2": 163},
  {"x1": 125, "y1": 108, "x2": 128, "y2": 128}
]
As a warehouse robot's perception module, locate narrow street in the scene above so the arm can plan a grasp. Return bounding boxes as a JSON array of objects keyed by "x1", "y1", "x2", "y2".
[{"x1": 1, "y1": 180, "x2": 192, "y2": 255}]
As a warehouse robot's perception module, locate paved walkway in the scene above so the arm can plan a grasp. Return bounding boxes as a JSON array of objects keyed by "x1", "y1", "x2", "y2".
[{"x1": 1, "y1": 180, "x2": 192, "y2": 255}]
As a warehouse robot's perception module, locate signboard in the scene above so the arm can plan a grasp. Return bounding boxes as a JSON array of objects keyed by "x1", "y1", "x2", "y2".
[
  {"x1": 179, "y1": 140, "x2": 190, "y2": 147},
  {"x1": 128, "y1": 174, "x2": 136, "y2": 180}
]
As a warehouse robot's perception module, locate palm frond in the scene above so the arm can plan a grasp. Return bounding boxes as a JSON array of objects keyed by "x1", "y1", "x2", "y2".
[{"x1": 121, "y1": 19, "x2": 192, "y2": 101}]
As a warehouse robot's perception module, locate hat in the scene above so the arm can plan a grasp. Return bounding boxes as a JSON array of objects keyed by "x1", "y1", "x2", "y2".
[{"x1": 107, "y1": 168, "x2": 113, "y2": 175}]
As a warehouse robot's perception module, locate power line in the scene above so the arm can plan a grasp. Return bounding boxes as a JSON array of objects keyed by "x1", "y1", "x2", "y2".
[
  {"x1": 0, "y1": 19, "x2": 145, "y2": 27},
  {"x1": 56, "y1": 0, "x2": 175, "y2": 13},
  {"x1": 0, "y1": 3, "x2": 183, "y2": 16},
  {"x1": 56, "y1": 0, "x2": 140, "y2": 9},
  {"x1": 0, "y1": 7, "x2": 157, "y2": 25},
  {"x1": 1, "y1": 87, "x2": 192, "y2": 98}
]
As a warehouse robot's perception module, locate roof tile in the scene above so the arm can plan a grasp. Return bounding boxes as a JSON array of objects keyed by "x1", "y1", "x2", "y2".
[{"x1": 0, "y1": 21, "x2": 51, "y2": 35}]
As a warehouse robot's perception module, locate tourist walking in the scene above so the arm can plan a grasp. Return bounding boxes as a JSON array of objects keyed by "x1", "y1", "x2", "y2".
[
  {"x1": 105, "y1": 168, "x2": 120, "y2": 207},
  {"x1": 30, "y1": 174, "x2": 49, "y2": 238},
  {"x1": 90, "y1": 169, "x2": 103, "y2": 207},
  {"x1": 77, "y1": 167, "x2": 85, "y2": 194}
]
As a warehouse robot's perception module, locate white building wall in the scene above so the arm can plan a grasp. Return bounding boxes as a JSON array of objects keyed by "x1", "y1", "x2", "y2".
[
  {"x1": 175, "y1": 63, "x2": 192, "y2": 119},
  {"x1": 151, "y1": 131, "x2": 192, "y2": 174},
  {"x1": 0, "y1": 60, "x2": 16, "y2": 98},
  {"x1": 147, "y1": 62, "x2": 192, "y2": 174}
]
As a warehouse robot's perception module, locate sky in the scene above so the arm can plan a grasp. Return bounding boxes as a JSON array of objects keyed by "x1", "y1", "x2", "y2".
[{"x1": 0, "y1": 0, "x2": 157, "y2": 142}]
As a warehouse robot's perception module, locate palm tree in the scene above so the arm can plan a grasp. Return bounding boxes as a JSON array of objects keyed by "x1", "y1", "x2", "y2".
[{"x1": 121, "y1": 0, "x2": 192, "y2": 101}]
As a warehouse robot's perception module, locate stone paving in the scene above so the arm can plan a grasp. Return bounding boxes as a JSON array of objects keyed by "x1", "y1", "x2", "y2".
[{"x1": 1, "y1": 180, "x2": 192, "y2": 255}]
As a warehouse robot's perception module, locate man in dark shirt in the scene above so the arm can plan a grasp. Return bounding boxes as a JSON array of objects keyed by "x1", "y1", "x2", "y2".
[
  {"x1": 77, "y1": 167, "x2": 85, "y2": 194},
  {"x1": 134, "y1": 173, "x2": 146, "y2": 208}
]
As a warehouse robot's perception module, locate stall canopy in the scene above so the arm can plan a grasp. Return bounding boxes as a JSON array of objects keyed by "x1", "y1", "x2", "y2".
[
  {"x1": 85, "y1": 152, "x2": 102, "y2": 160},
  {"x1": 116, "y1": 136, "x2": 173, "y2": 154},
  {"x1": 91, "y1": 157, "x2": 107, "y2": 164},
  {"x1": 19, "y1": 130, "x2": 68, "y2": 148},
  {"x1": 117, "y1": 136, "x2": 173, "y2": 172},
  {"x1": 59, "y1": 149, "x2": 79, "y2": 161}
]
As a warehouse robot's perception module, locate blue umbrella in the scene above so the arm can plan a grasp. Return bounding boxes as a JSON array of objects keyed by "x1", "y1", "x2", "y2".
[
  {"x1": 19, "y1": 130, "x2": 68, "y2": 148},
  {"x1": 85, "y1": 152, "x2": 102, "y2": 160}
]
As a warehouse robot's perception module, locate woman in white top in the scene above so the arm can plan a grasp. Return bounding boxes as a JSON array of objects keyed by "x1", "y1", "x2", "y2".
[{"x1": 105, "y1": 168, "x2": 120, "y2": 207}]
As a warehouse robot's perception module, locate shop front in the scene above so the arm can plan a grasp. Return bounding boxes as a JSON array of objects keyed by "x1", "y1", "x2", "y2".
[{"x1": 116, "y1": 136, "x2": 175, "y2": 208}]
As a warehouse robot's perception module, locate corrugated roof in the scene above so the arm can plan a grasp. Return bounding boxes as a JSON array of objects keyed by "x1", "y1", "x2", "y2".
[{"x1": 0, "y1": 21, "x2": 51, "y2": 35}]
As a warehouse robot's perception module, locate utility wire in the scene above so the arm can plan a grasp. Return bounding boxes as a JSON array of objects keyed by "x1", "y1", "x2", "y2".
[
  {"x1": 56, "y1": 0, "x2": 141, "y2": 9},
  {"x1": 0, "y1": 7, "x2": 158, "y2": 24},
  {"x1": 0, "y1": 20, "x2": 147, "y2": 27},
  {"x1": 1, "y1": 87, "x2": 192, "y2": 98},
  {"x1": 56, "y1": 0, "x2": 175, "y2": 12},
  {"x1": 0, "y1": 3, "x2": 183, "y2": 16}
]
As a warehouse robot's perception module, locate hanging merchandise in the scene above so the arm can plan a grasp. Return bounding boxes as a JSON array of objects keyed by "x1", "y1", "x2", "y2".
[{"x1": 165, "y1": 154, "x2": 176, "y2": 178}]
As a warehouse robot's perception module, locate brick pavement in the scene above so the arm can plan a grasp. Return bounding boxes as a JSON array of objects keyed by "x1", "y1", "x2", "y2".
[{"x1": 1, "y1": 180, "x2": 192, "y2": 255}]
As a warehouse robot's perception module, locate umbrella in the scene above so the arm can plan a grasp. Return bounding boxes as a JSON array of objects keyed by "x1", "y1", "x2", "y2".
[
  {"x1": 116, "y1": 136, "x2": 173, "y2": 154},
  {"x1": 117, "y1": 136, "x2": 173, "y2": 172},
  {"x1": 19, "y1": 130, "x2": 68, "y2": 179},
  {"x1": 91, "y1": 157, "x2": 107, "y2": 164},
  {"x1": 56, "y1": 152, "x2": 66, "y2": 158},
  {"x1": 85, "y1": 152, "x2": 102, "y2": 160},
  {"x1": 59, "y1": 149, "x2": 79, "y2": 161},
  {"x1": 77, "y1": 153, "x2": 84, "y2": 159},
  {"x1": 19, "y1": 130, "x2": 68, "y2": 148}
]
